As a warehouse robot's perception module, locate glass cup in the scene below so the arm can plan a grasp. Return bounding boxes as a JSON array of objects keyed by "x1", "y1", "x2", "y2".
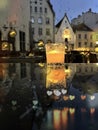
[{"x1": 45, "y1": 43, "x2": 65, "y2": 64}]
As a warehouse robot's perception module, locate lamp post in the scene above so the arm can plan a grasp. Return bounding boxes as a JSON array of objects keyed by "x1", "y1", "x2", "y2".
[{"x1": 1, "y1": 25, "x2": 17, "y2": 51}]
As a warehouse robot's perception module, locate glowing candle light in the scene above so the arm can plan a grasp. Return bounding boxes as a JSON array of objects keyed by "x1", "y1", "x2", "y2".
[{"x1": 45, "y1": 43, "x2": 65, "y2": 64}]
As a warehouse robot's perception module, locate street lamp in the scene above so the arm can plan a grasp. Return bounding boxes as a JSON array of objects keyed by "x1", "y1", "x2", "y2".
[
  {"x1": 2, "y1": 41, "x2": 9, "y2": 50},
  {"x1": 1, "y1": 25, "x2": 17, "y2": 51},
  {"x1": 9, "y1": 28, "x2": 17, "y2": 38}
]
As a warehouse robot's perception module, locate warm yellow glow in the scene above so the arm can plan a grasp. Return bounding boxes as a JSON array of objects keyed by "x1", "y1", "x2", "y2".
[
  {"x1": 62, "y1": 29, "x2": 70, "y2": 39},
  {"x1": 69, "y1": 108, "x2": 75, "y2": 124},
  {"x1": 2, "y1": 42, "x2": 9, "y2": 50},
  {"x1": 69, "y1": 108, "x2": 75, "y2": 114},
  {"x1": 38, "y1": 63, "x2": 44, "y2": 67},
  {"x1": 81, "y1": 95, "x2": 86, "y2": 100},
  {"x1": 96, "y1": 63, "x2": 98, "y2": 66},
  {"x1": 76, "y1": 48, "x2": 90, "y2": 51},
  {"x1": 50, "y1": 69, "x2": 65, "y2": 82},
  {"x1": 45, "y1": 43, "x2": 65, "y2": 63},
  {"x1": 46, "y1": 66, "x2": 66, "y2": 88},
  {"x1": 53, "y1": 110, "x2": 61, "y2": 130},
  {"x1": 61, "y1": 108, "x2": 68, "y2": 129},
  {"x1": 96, "y1": 41, "x2": 98, "y2": 44},
  {"x1": 38, "y1": 41, "x2": 44, "y2": 46},
  {"x1": 64, "y1": 68, "x2": 70, "y2": 73},
  {"x1": 90, "y1": 108, "x2": 95, "y2": 114},
  {"x1": 53, "y1": 108, "x2": 69, "y2": 130},
  {"x1": 9, "y1": 30, "x2": 17, "y2": 37},
  {"x1": 69, "y1": 95, "x2": 75, "y2": 100},
  {"x1": 63, "y1": 95, "x2": 69, "y2": 101},
  {"x1": 95, "y1": 47, "x2": 98, "y2": 52}
]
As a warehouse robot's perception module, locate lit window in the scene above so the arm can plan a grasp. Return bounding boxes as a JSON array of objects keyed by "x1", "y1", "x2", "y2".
[
  {"x1": 31, "y1": 17, "x2": 34, "y2": 23},
  {"x1": 38, "y1": 17, "x2": 42, "y2": 24}
]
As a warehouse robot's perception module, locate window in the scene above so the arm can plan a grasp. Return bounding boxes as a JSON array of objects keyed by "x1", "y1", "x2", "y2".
[
  {"x1": 90, "y1": 42, "x2": 93, "y2": 47},
  {"x1": 40, "y1": 7, "x2": 42, "y2": 13},
  {"x1": 35, "y1": 6, "x2": 37, "y2": 12},
  {"x1": 35, "y1": 1, "x2": 37, "y2": 4},
  {"x1": 96, "y1": 34, "x2": 98, "y2": 40},
  {"x1": 78, "y1": 34, "x2": 81, "y2": 39},
  {"x1": 46, "y1": 28, "x2": 50, "y2": 35},
  {"x1": 38, "y1": 17, "x2": 42, "y2": 24},
  {"x1": 91, "y1": 67, "x2": 93, "y2": 72},
  {"x1": 30, "y1": 6, "x2": 32, "y2": 12},
  {"x1": 84, "y1": 42, "x2": 87, "y2": 47},
  {"x1": 31, "y1": 17, "x2": 34, "y2": 23},
  {"x1": 45, "y1": 8, "x2": 47, "y2": 13},
  {"x1": 46, "y1": 18, "x2": 50, "y2": 24},
  {"x1": 84, "y1": 34, "x2": 87, "y2": 39},
  {"x1": 38, "y1": 28, "x2": 42, "y2": 35},
  {"x1": 85, "y1": 67, "x2": 88, "y2": 72},
  {"x1": 78, "y1": 67, "x2": 81, "y2": 73},
  {"x1": 19, "y1": 31, "x2": 25, "y2": 52},
  {"x1": 78, "y1": 42, "x2": 81, "y2": 47}
]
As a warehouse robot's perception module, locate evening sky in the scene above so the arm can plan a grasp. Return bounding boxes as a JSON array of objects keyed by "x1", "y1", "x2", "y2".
[{"x1": 50, "y1": 0, "x2": 98, "y2": 24}]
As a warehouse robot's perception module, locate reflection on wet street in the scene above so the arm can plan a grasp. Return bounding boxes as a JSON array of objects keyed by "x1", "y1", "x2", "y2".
[{"x1": 0, "y1": 62, "x2": 98, "y2": 130}]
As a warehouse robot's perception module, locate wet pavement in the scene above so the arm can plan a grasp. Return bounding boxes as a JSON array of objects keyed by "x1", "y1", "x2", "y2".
[{"x1": 0, "y1": 62, "x2": 98, "y2": 130}]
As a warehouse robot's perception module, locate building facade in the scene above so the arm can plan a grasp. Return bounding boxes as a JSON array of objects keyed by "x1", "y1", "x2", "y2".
[
  {"x1": 71, "y1": 8, "x2": 98, "y2": 31},
  {"x1": 71, "y1": 8, "x2": 98, "y2": 48},
  {"x1": 30, "y1": 0, "x2": 55, "y2": 48},
  {"x1": 0, "y1": 0, "x2": 30, "y2": 52},
  {"x1": 72, "y1": 23, "x2": 95, "y2": 52},
  {"x1": 55, "y1": 13, "x2": 75, "y2": 51}
]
